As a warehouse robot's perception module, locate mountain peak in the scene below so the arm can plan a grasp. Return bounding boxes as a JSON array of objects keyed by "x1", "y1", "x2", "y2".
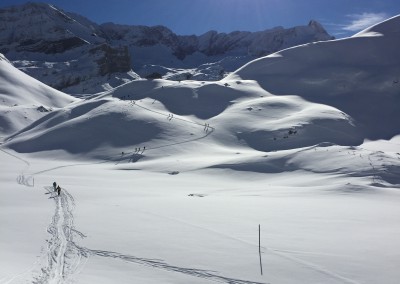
[{"x1": 308, "y1": 20, "x2": 326, "y2": 33}]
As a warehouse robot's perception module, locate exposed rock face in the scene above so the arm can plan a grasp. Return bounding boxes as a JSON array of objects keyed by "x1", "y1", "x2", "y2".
[
  {"x1": 16, "y1": 37, "x2": 87, "y2": 54},
  {"x1": 90, "y1": 44, "x2": 131, "y2": 76},
  {"x1": 0, "y1": 2, "x2": 334, "y2": 94}
]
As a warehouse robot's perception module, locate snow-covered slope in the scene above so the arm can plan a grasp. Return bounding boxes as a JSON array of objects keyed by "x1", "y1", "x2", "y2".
[
  {"x1": 227, "y1": 15, "x2": 400, "y2": 139},
  {"x1": 0, "y1": 53, "x2": 77, "y2": 137}
]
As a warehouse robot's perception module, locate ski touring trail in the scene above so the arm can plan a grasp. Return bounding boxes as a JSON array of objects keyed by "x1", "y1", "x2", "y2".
[
  {"x1": 33, "y1": 187, "x2": 88, "y2": 284},
  {"x1": 1, "y1": 148, "x2": 362, "y2": 284},
  {"x1": 1, "y1": 148, "x2": 262, "y2": 284},
  {"x1": 33, "y1": 187, "x2": 266, "y2": 284}
]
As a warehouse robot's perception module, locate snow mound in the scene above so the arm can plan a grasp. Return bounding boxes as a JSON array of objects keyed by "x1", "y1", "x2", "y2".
[
  {"x1": 5, "y1": 97, "x2": 208, "y2": 158},
  {"x1": 211, "y1": 95, "x2": 362, "y2": 152}
]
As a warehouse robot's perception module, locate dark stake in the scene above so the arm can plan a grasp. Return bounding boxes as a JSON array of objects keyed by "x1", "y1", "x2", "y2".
[{"x1": 259, "y1": 224, "x2": 263, "y2": 275}]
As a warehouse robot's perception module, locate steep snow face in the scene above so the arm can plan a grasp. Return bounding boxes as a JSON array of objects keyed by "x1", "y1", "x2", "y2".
[
  {"x1": 0, "y1": 2, "x2": 334, "y2": 94},
  {"x1": 0, "y1": 54, "x2": 76, "y2": 107},
  {"x1": 0, "y1": 53, "x2": 78, "y2": 136},
  {"x1": 228, "y1": 15, "x2": 400, "y2": 139}
]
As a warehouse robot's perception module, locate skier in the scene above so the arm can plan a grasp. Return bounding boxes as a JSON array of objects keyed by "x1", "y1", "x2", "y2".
[
  {"x1": 53, "y1": 182, "x2": 57, "y2": 191},
  {"x1": 57, "y1": 185, "x2": 61, "y2": 196}
]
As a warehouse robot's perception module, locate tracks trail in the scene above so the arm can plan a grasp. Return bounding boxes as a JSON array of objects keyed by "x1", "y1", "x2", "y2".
[
  {"x1": 33, "y1": 187, "x2": 88, "y2": 284},
  {"x1": 33, "y1": 186, "x2": 266, "y2": 284}
]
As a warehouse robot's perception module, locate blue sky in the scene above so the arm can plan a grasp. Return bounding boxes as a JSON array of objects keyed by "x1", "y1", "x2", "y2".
[{"x1": 0, "y1": 0, "x2": 399, "y2": 38}]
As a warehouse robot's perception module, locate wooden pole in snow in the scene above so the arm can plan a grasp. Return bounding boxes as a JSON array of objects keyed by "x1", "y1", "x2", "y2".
[{"x1": 259, "y1": 224, "x2": 263, "y2": 275}]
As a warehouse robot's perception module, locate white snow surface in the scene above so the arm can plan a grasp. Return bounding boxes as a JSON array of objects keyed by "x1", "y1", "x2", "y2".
[{"x1": 1, "y1": 15, "x2": 400, "y2": 284}]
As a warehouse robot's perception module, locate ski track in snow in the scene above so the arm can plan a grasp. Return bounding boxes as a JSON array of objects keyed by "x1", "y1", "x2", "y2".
[
  {"x1": 33, "y1": 187, "x2": 88, "y2": 284},
  {"x1": 2, "y1": 144, "x2": 363, "y2": 284},
  {"x1": 0, "y1": 144, "x2": 262, "y2": 284},
  {"x1": 0, "y1": 148, "x2": 34, "y2": 187},
  {"x1": 134, "y1": 209, "x2": 361, "y2": 284},
  {"x1": 80, "y1": 248, "x2": 267, "y2": 284},
  {"x1": 33, "y1": 186, "x2": 266, "y2": 284},
  {"x1": 114, "y1": 100, "x2": 216, "y2": 164},
  {"x1": 34, "y1": 186, "x2": 358, "y2": 284}
]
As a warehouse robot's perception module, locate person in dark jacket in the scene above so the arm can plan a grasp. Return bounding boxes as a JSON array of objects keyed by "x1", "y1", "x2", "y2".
[{"x1": 57, "y1": 185, "x2": 61, "y2": 196}]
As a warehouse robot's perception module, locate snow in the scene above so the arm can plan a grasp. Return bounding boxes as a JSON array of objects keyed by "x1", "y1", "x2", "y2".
[{"x1": 1, "y1": 15, "x2": 400, "y2": 284}]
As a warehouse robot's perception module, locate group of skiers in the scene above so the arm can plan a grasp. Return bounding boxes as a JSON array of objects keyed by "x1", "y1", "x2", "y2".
[
  {"x1": 52, "y1": 182, "x2": 61, "y2": 196},
  {"x1": 135, "y1": 146, "x2": 145, "y2": 154}
]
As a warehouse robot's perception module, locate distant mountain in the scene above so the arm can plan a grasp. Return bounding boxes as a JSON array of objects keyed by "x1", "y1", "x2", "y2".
[{"x1": 0, "y1": 2, "x2": 334, "y2": 94}]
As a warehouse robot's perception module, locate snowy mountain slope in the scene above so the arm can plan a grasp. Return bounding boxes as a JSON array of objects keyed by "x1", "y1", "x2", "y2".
[
  {"x1": 0, "y1": 2, "x2": 104, "y2": 50},
  {"x1": 227, "y1": 15, "x2": 400, "y2": 139},
  {"x1": 0, "y1": 2, "x2": 132, "y2": 94},
  {"x1": 104, "y1": 20, "x2": 334, "y2": 82},
  {"x1": 102, "y1": 20, "x2": 333, "y2": 69},
  {"x1": 0, "y1": 53, "x2": 77, "y2": 136},
  {"x1": 1, "y1": 14, "x2": 400, "y2": 284},
  {"x1": 0, "y1": 2, "x2": 334, "y2": 94}
]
